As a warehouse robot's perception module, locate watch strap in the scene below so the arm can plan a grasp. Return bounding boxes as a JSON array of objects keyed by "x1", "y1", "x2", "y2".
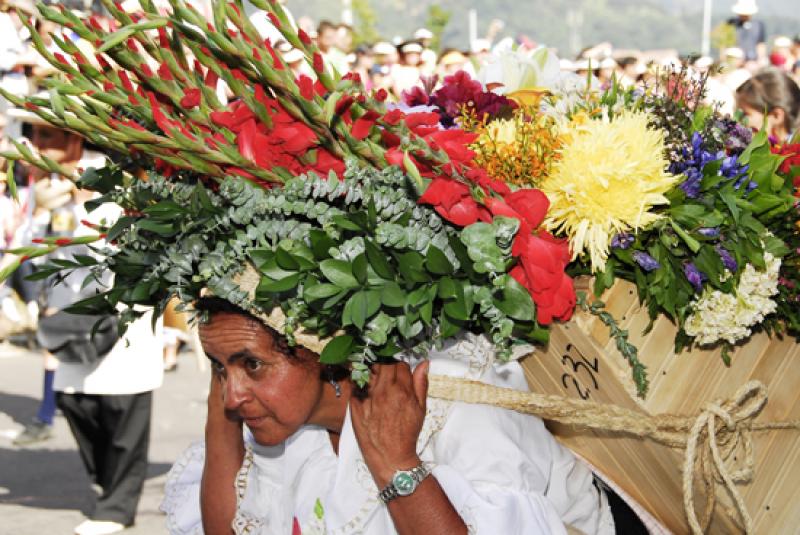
[{"x1": 378, "y1": 462, "x2": 432, "y2": 504}]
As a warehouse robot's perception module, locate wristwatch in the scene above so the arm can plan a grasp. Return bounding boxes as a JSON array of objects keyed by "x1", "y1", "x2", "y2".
[{"x1": 378, "y1": 462, "x2": 432, "y2": 504}]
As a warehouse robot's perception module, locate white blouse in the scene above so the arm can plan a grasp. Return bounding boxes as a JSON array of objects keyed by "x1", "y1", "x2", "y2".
[{"x1": 160, "y1": 334, "x2": 615, "y2": 535}]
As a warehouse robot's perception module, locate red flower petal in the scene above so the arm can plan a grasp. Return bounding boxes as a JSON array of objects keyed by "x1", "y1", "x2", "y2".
[
  {"x1": 297, "y1": 75, "x2": 314, "y2": 100},
  {"x1": 352, "y1": 110, "x2": 380, "y2": 140}
]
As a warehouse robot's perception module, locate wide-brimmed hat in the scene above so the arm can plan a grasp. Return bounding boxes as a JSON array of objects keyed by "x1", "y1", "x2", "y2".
[
  {"x1": 732, "y1": 0, "x2": 758, "y2": 16},
  {"x1": 413, "y1": 28, "x2": 433, "y2": 40},
  {"x1": 372, "y1": 41, "x2": 396, "y2": 56},
  {"x1": 400, "y1": 42, "x2": 423, "y2": 54}
]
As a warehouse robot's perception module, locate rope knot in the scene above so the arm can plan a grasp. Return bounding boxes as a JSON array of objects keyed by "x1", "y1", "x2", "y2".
[{"x1": 683, "y1": 381, "x2": 767, "y2": 534}]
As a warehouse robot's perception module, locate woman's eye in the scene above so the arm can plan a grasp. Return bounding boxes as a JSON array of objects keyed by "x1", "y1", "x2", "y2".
[
  {"x1": 210, "y1": 360, "x2": 225, "y2": 375},
  {"x1": 244, "y1": 358, "x2": 263, "y2": 372}
]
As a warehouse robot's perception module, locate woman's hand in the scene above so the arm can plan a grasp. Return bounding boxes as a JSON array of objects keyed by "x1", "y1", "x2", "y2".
[{"x1": 350, "y1": 360, "x2": 430, "y2": 488}]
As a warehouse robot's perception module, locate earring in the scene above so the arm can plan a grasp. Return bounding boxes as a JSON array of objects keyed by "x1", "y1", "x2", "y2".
[{"x1": 329, "y1": 378, "x2": 342, "y2": 398}]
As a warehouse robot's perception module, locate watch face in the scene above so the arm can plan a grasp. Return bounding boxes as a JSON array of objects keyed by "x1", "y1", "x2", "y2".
[{"x1": 393, "y1": 471, "x2": 416, "y2": 496}]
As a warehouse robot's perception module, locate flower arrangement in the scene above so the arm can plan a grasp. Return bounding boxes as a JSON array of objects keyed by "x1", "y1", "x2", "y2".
[{"x1": 1, "y1": 2, "x2": 798, "y2": 395}]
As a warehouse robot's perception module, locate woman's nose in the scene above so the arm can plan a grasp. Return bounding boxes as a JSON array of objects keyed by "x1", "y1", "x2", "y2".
[{"x1": 223, "y1": 374, "x2": 250, "y2": 411}]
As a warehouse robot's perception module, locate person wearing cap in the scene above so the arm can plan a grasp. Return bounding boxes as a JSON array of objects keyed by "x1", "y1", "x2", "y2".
[
  {"x1": 413, "y1": 28, "x2": 437, "y2": 75},
  {"x1": 392, "y1": 41, "x2": 424, "y2": 97},
  {"x1": 771, "y1": 36, "x2": 796, "y2": 72},
  {"x1": 720, "y1": 47, "x2": 752, "y2": 93},
  {"x1": 437, "y1": 49, "x2": 469, "y2": 78},
  {"x1": 727, "y1": 0, "x2": 767, "y2": 69}
]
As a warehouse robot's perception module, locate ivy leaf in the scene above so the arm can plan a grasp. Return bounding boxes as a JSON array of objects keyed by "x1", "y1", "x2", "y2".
[
  {"x1": 309, "y1": 230, "x2": 336, "y2": 260},
  {"x1": 304, "y1": 283, "x2": 342, "y2": 301},
  {"x1": 425, "y1": 245, "x2": 453, "y2": 275},
  {"x1": 380, "y1": 281, "x2": 406, "y2": 307},
  {"x1": 494, "y1": 276, "x2": 535, "y2": 322},
  {"x1": 344, "y1": 290, "x2": 381, "y2": 330},
  {"x1": 352, "y1": 253, "x2": 368, "y2": 285},
  {"x1": 319, "y1": 335, "x2": 355, "y2": 364},
  {"x1": 320, "y1": 259, "x2": 359, "y2": 289},
  {"x1": 365, "y1": 239, "x2": 394, "y2": 280},
  {"x1": 257, "y1": 273, "x2": 301, "y2": 294}
]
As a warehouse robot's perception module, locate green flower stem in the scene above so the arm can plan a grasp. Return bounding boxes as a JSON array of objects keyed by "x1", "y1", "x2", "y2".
[{"x1": 576, "y1": 291, "x2": 649, "y2": 398}]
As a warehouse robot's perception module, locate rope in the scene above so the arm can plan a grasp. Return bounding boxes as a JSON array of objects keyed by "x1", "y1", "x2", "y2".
[{"x1": 427, "y1": 375, "x2": 800, "y2": 534}]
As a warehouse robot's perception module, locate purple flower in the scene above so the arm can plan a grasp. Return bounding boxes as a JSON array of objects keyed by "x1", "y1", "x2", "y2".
[
  {"x1": 633, "y1": 251, "x2": 661, "y2": 272},
  {"x1": 684, "y1": 262, "x2": 707, "y2": 292},
  {"x1": 716, "y1": 246, "x2": 738, "y2": 272},
  {"x1": 611, "y1": 233, "x2": 635, "y2": 249},
  {"x1": 697, "y1": 227, "x2": 720, "y2": 238}
]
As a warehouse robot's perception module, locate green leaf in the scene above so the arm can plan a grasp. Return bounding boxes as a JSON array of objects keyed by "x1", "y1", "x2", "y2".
[
  {"x1": 257, "y1": 273, "x2": 301, "y2": 294},
  {"x1": 380, "y1": 281, "x2": 406, "y2": 307},
  {"x1": 319, "y1": 335, "x2": 355, "y2": 364},
  {"x1": 320, "y1": 259, "x2": 359, "y2": 288},
  {"x1": 396, "y1": 251, "x2": 429, "y2": 283},
  {"x1": 352, "y1": 253, "x2": 368, "y2": 285},
  {"x1": 275, "y1": 247, "x2": 300, "y2": 271},
  {"x1": 670, "y1": 221, "x2": 701, "y2": 253},
  {"x1": 106, "y1": 216, "x2": 136, "y2": 242},
  {"x1": 365, "y1": 239, "x2": 394, "y2": 279},
  {"x1": 137, "y1": 219, "x2": 177, "y2": 236},
  {"x1": 6, "y1": 159, "x2": 16, "y2": 201},
  {"x1": 495, "y1": 276, "x2": 535, "y2": 321},
  {"x1": 249, "y1": 248, "x2": 275, "y2": 270},
  {"x1": 332, "y1": 214, "x2": 363, "y2": 232},
  {"x1": 425, "y1": 245, "x2": 453, "y2": 275},
  {"x1": 344, "y1": 290, "x2": 381, "y2": 330},
  {"x1": 460, "y1": 222, "x2": 508, "y2": 273},
  {"x1": 304, "y1": 283, "x2": 342, "y2": 301},
  {"x1": 309, "y1": 230, "x2": 336, "y2": 260}
]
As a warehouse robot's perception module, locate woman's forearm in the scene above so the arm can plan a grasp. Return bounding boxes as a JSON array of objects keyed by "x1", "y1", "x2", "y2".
[{"x1": 200, "y1": 403, "x2": 245, "y2": 535}]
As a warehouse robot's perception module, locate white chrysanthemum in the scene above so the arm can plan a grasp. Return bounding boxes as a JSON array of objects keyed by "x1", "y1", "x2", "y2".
[{"x1": 684, "y1": 253, "x2": 781, "y2": 345}]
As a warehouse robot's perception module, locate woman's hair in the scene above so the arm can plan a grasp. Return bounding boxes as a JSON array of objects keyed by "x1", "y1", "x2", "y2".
[
  {"x1": 195, "y1": 297, "x2": 304, "y2": 360},
  {"x1": 736, "y1": 68, "x2": 800, "y2": 134}
]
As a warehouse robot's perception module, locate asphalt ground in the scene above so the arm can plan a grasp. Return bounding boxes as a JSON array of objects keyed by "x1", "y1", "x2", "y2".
[{"x1": 0, "y1": 341, "x2": 209, "y2": 535}]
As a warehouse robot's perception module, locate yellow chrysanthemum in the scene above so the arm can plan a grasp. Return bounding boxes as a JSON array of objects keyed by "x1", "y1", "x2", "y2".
[{"x1": 540, "y1": 110, "x2": 679, "y2": 272}]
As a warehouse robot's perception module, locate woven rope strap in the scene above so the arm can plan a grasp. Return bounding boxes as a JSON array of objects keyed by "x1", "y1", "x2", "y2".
[{"x1": 428, "y1": 375, "x2": 800, "y2": 534}]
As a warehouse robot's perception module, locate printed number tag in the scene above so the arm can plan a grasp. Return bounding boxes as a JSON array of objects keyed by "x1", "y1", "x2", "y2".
[{"x1": 560, "y1": 343, "x2": 600, "y2": 400}]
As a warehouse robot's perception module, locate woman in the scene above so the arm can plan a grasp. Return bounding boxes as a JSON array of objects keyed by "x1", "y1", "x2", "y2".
[
  {"x1": 162, "y1": 298, "x2": 615, "y2": 534},
  {"x1": 736, "y1": 67, "x2": 800, "y2": 142}
]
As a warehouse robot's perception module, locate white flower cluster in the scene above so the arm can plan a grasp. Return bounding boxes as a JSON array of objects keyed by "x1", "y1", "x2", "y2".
[{"x1": 684, "y1": 252, "x2": 782, "y2": 346}]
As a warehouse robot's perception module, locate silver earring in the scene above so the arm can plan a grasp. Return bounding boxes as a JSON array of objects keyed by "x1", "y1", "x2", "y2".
[{"x1": 329, "y1": 378, "x2": 342, "y2": 398}]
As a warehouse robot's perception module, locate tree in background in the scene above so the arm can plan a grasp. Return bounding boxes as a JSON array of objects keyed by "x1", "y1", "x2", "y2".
[
  {"x1": 353, "y1": 0, "x2": 381, "y2": 46},
  {"x1": 426, "y1": 4, "x2": 451, "y2": 53}
]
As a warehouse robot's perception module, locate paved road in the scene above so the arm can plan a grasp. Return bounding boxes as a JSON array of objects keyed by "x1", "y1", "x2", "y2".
[{"x1": 0, "y1": 342, "x2": 209, "y2": 535}]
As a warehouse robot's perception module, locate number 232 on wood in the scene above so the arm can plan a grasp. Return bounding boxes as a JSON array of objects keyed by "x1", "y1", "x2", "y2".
[{"x1": 560, "y1": 344, "x2": 600, "y2": 400}]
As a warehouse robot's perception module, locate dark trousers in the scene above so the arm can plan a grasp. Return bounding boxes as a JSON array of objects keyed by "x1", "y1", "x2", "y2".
[{"x1": 56, "y1": 391, "x2": 153, "y2": 526}]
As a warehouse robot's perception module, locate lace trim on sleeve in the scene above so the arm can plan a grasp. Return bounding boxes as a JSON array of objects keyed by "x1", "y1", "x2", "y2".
[
  {"x1": 161, "y1": 441, "x2": 205, "y2": 535},
  {"x1": 232, "y1": 445, "x2": 265, "y2": 535}
]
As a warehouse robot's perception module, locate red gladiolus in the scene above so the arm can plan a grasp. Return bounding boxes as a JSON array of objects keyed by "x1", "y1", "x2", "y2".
[
  {"x1": 157, "y1": 63, "x2": 173, "y2": 81},
  {"x1": 352, "y1": 110, "x2": 380, "y2": 140},
  {"x1": 510, "y1": 231, "x2": 575, "y2": 325},
  {"x1": 382, "y1": 109, "x2": 405, "y2": 126},
  {"x1": 268, "y1": 12, "x2": 281, "y2": 28},
  {"x1": 297, "y1": 75, "x2": 314, "y2": 100},
  {"x1": 204, "y1": 68, "x2": 219, "y2": 89},
  {"x1": 158, "y1": 26, "x2": 170, "y2": 48},
  {"x1": 313, "y1": 53, "x2": 324, "y2": 74},
  {"x1": 374, "y1": 88, "x2": 388, "y2": 102},
  {"x1": 55, "y1": 238, "x2": 73, "y2": 246},
  {"x1": 298, "y1": 29, "x2": 312, "y2": 45},
  {"x1": 54, "y1": 53, "x2": 69, "y2": 66},
  {"x1": 334, "y1": 95, "x2": 355, "y2": 116},
  {"x1": 505, "y1": 189, "x2": 549, "y2": 231},
  {"x1": 118, "y1": 71, "x2": 135, "y2": 92},
  {"x1": 419, "y1": 177, "x2": 488, "y2": 226},
  {"x1": 180, "y1": 88, "x2": 201, "y2": 108},
  {"x1": 31, "y1": 238, "x2": 44, "y2": 244}
]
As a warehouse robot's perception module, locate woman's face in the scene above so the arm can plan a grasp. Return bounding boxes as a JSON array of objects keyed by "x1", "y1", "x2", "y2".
[
  {"x1": 738, "y1": 102, "x2": 788, "y2": 140},
  {"x1": 200, "y1": 311, "x2": 325, "y2": 446}
]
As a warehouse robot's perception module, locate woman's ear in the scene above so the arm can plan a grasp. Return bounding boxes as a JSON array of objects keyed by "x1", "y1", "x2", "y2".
[{"x1": 768, "y1": 107, "x2": 788, "y2": 139}]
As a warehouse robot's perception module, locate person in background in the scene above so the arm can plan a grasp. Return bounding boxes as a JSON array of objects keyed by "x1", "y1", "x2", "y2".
[
  {"x1": 0, "y1": 0, "x2": 36, "y2": 140},
  {"x1": 770, "y1": 36, "x2": 796, "y2": 72},
  {"x1": 597, "y1": 57, "x2": 617, "y2": 89},
  {"x1": 615, "y1": 56, "x2": 641, "y2": 87},
  {"x1": 316, "y1": 20, "x2": 349, "y2": 76},
  {"x1": 275, "y1": 40, "x2": 310, "y2": 78},
  {"x1": 335, "y1": 22, "x2": 353, "y2": 54},
  {"x1": 736, "y1": 67, "x2": 800, "y2": 143},
  {"x1": 720, "y1": 47, "x2": 752, "y2": 94},
  {"x1": 437, "y1": 49, "x2": 469, "y2": 78},
  {"x1": 414, "y1": 28, "x2": 437, "y2": 75},
  {"x1": 352, "y1": 44, "x2": 375, "y2": 92},
  {"x1": 392, "y1": 42, "x2": 424, "y2": 97},
  {"x1": 727, "y1": 0, "x2": 767, "y2": 70}
]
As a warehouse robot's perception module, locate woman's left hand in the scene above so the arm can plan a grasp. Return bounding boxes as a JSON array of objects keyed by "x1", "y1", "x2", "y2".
[{"x1": 350, "y1": 360, "x2": 430, "y2": 488}]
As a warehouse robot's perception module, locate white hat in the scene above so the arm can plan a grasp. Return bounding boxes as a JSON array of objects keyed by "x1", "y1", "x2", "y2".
[
  {"x1": 732, "y1": 0, "x2": 758, "y2": 16},
  {"x1": 724, "y1": 47, "x2": 745, "y2": 59},
  {"x1": 414, "y1": 28, "x2": 433, "y2": 40},
  {"x1": 471, "y1": 38, "x2": 491, "y2": 53},
  {"x1": 599, "y1": 57, "x2": 617, "y2": 69},
  {"x1": 400, "y1": 42, "x2": 423, "y2": 54},
  {"x1": 559, "y1": 59, "x2": 576, "y2": 71},
  {"x1": 372, "y1": 41, "x2": 396, "y2": 55},
  {"x1": 693, "y1": 56, "x2": 714, "y2": 70},
  {"x1": 774, "y1": 36, "x2": 793, "y2": 48},
  {"x1": 281, "y1": 48, "x2": 304, "y2": 64}
]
